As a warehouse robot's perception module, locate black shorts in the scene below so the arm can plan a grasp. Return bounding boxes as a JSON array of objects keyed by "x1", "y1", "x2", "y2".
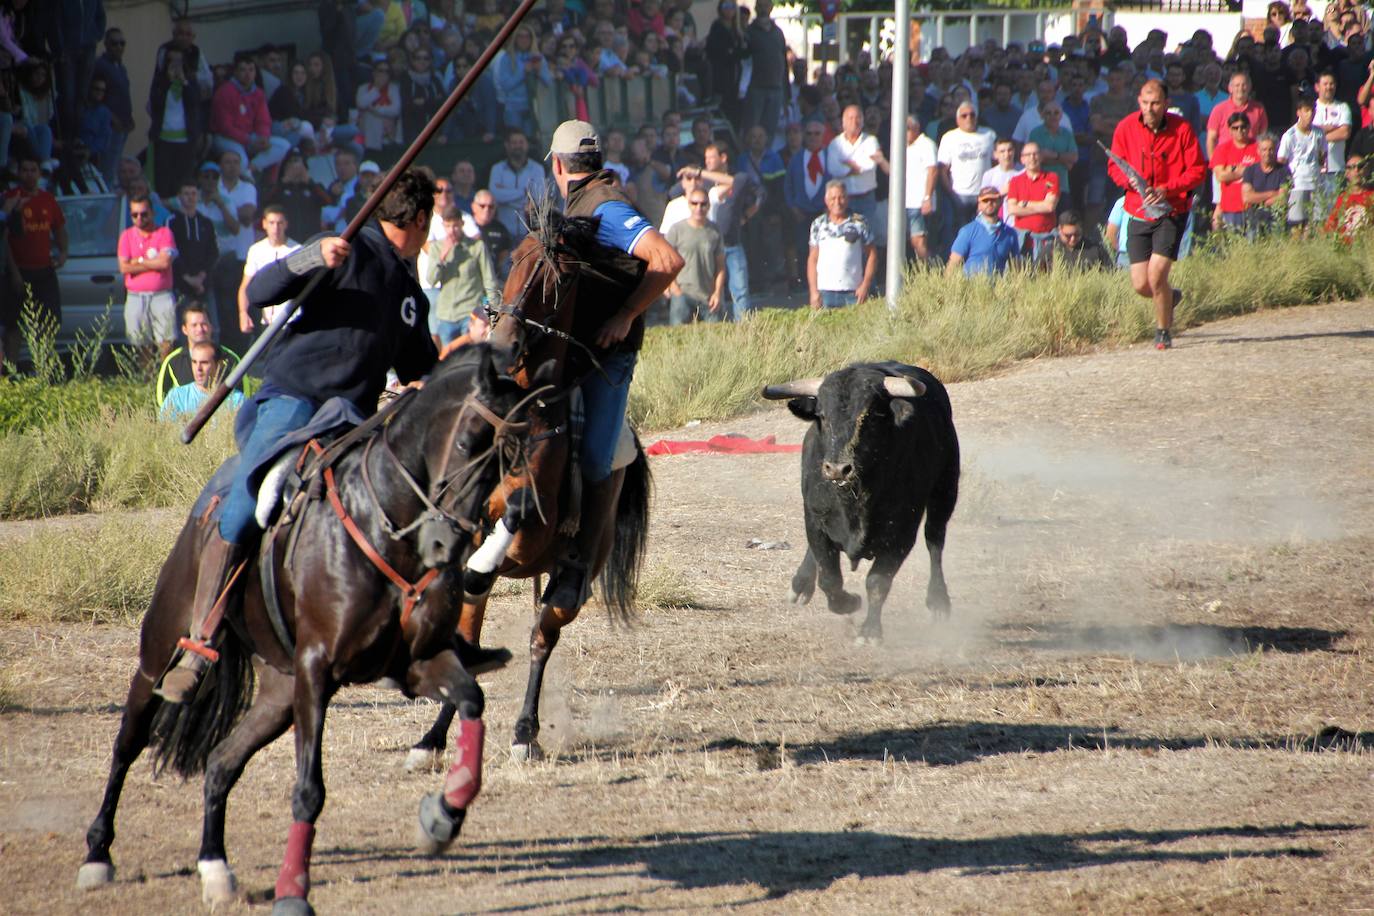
[{"x1": 1126, "y1": 212, "x2": 1188, "y2": 264}]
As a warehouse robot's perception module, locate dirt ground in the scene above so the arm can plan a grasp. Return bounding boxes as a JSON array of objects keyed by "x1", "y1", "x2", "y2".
[{"x1": 2, "y1": 301, "x2": 1372, "y2": 914}]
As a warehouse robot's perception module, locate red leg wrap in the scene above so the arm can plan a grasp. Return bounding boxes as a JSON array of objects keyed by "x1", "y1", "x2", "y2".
[
  {"x1": 442, "y1": 719, "x2": 485, "y2": 810},
  {"x1": 274, "y1": 821, "x2": 316, "y2": 901}
]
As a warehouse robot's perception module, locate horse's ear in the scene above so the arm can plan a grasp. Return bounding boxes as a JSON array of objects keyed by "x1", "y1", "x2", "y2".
[{"x1": 530, "y1": 358, "x2": 559, "y2": 389}]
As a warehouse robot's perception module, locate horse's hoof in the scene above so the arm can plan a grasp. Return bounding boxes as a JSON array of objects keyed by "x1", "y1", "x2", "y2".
[
  {"x1": 404, "y1": 746, "x2": 443, "y2": 773},
  {"x1": 510, "y1": 741, "x2": 544, "y2": 763},
  {"x1": 76, "y1": 861, "x2": 114, "y2": 890},
  {"x1": 416, "y1": 791, "x2": 464, "y2": 856},
  {"x1": 198, "y1": 858, "x2": 238, "y2": 905},
  {"x1": 272, "y1": 895, "x2": 315, "y2": 916}
]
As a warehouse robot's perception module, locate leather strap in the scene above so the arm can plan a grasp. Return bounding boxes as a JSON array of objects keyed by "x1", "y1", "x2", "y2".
[{"x1": 323, "y1": 461, "x2": 438, "y2": 629}]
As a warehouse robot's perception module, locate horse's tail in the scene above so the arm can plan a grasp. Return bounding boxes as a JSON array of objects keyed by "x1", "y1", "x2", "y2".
[
  {"x1": 600, "y1": 443, "x2": 651, "y2": 624},
  {"x1": 147, "y1": 620, "x2": 256, "y2": 779}
]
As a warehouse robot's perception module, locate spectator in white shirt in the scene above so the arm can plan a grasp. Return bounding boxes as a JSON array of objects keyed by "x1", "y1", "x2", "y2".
[
  {"x1": 237, "y1": 204, "x2": 301, "y2": 331},
  {"x1": 980, "y1": 137, "x2": 1023, "y2": 219},
  {"x1": 1313, "y1": 71, "x2": 1351, "y2": 197},
  {"x1": 1278, "y1": 97, "x2": 1329, "y2": 230},
  {"x1": 938, "y1": 101, "x2": 997, "y2": 230},
  {"x1": 904, "y1": 114, "x2": 938, "y2": 261},
  {"x1": 488, "y1": 128, "x2": 547, "y2": 239},
  {"x1": 824, "y1": 103, "x2": 888, "y2": 226}
]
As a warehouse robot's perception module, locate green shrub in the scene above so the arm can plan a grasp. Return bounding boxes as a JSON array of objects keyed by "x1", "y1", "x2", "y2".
[
  {"x1": 0, "y1": 376, "x2": 152, "y2": 433},
  {"x1": 632, "y1": 231, "x2": 1374, "y2": 429}
]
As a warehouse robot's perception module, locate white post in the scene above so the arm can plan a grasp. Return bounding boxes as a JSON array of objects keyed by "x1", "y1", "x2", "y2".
[
  {"x1": 969, "y1": 13, "x2": 977, "y2": 48},
  {"x1": 935, "y1": 13, "x2": 944, "y2": 49},
  {"x1": 885, "y1": 0, "x2": 911, "y2": 314},
  {"x1": 838, "y1": 15, "x2": 848, "y2": 66},
  {"x1": 869, "y1": 16, "x2": 880, "y2": 61},
  {"x1": 1002, "y1": 13, "x2": 1011, "y2": 48}
]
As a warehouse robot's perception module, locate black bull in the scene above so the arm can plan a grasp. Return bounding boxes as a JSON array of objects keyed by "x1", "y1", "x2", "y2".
[{"x1": 763, "y1": 361, "x2": 959, "y2": 643}]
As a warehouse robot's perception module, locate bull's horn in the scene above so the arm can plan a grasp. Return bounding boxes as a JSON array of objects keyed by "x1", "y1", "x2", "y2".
[
  {"x1": 882, "y1": 377, "x2": 926, "y2": 398},
  {"x1": 761, "y1": 378, "x2": 823, "y2": 399}
]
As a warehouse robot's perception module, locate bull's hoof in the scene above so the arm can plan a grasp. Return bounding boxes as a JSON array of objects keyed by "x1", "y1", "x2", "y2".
[
  {"x1": 404, "y1": 746, "x2": 444, "y2": 773},
  {"x1": 827, "y1": 591, "x2": 862, "y2": 616},
  {"x1": 927, "y1": 595, "x2": 952, "y2": 619},
  {"x1": 198, "y1": 858, "x2": 238, "y2": 905},
  {"x1": 76, "y1": 861, "x2": 114, "y2": 890},
  {"x1": 854, "y1": 633, "x2": 884, "y2": 647},
  {"x1": 416, "y1": 792, "x2": 465, "y2": 856},
  {"x1": 510, "y1": 740, "x2": 544, "y2": 763},
  {"x1": 272, "y1": 895, "x2": 315, "y2": 916},
  {"x1": 789, "y1": 589, "x2": 812, "y2": 606}
]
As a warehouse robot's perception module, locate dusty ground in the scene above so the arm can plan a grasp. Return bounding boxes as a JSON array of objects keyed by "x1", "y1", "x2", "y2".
[{"x1": 2, "y1": 301, "x2": 1372, "y2": 914}]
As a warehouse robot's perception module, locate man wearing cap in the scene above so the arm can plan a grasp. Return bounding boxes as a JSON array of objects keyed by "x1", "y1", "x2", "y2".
[
  {"x1": 946, "y1": 185, "x2": 1020, "y2": 277},
  {"x1": 543, "y1": 119, "x2": 684, "y2": 608},
  {"x1": 155, "y1": 168, "x2": 440, "y2": 704},
  {"x1": 1109, "y1": 79, "x2": 1206, "y2": 350}
]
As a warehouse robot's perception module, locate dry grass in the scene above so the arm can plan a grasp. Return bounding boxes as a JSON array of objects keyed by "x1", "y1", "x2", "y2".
[
  {"x1": 0, "y1": 512, "x2": 180, "y2": 624},
  {"x1": 0, "y1": 410, "x2": 236, "y2": 520}
]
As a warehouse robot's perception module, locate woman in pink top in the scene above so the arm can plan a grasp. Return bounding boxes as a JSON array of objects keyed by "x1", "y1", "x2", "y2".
[{"x1": 117, "y1": 195, "x2": 179, "y2": 361}]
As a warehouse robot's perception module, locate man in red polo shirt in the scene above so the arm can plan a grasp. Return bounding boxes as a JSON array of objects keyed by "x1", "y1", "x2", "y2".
[
  {"x1": 3, "y1": 156, "x2": 68, "y2": 350},
  {"x1": 1205, "y1": 71, "x2": 1268, "y2": 159},
  {"x1": 1006, "y1": 141, "x2": 1060, "y2": 261},
  {"x1": 1109, "y1": 79, "x2": 1207, "y2": 351}
]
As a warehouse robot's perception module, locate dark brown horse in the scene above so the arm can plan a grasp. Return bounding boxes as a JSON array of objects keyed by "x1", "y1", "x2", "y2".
[
  {"x1": 407, "y1": 206, "x2": 651, "y2": 767},
  {"x1": 77, "y1": 346, "x2": 543, "y2": 915}
]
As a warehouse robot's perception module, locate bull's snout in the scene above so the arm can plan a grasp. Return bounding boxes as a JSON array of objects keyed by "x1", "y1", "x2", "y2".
[{"x1": 821, "y1": 460, "x2": 854, "y2": 482}]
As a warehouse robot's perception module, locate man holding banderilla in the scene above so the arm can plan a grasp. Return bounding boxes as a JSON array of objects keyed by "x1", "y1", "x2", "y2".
[
  {"x1": 155, "y1": 169, "x2": 440, "y2": 703},
  {"x1": 545, "y1": 119, "x2": 684, "y2": 608},
  {"x1": 1108, "y1": 79, "x2": 1206, "y2": 351}
]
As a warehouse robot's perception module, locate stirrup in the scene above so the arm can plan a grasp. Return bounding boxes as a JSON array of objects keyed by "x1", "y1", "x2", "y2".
[
  {"x1": 154, "y1": 643, "x2": 213, "y2": 704},
  {"x1": 543, "y1": 559, "x2": 591, "y2": 610}
]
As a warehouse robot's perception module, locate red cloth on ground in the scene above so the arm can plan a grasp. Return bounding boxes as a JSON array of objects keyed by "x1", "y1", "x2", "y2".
[{"x1": 645, "y1": 434, "x2": 802, "y2": 455}]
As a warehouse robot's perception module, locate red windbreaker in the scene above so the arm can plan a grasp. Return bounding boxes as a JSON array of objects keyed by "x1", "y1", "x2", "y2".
[{"x1": 1108, "y1": 111, "x2": 1207, "y2": 219}]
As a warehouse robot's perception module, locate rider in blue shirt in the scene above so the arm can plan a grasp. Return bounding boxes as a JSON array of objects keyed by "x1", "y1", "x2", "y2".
[{"x1": 546, "y1": 120, "x2": 684, "y2": 607}]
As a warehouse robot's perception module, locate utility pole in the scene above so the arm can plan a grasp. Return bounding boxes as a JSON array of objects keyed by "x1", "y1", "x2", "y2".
[{"x1": 885, "y1": 1, "x2": 910, "y2": 314}]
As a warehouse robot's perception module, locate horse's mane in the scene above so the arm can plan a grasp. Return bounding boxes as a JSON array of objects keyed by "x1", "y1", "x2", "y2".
[{"x1": 524, "y1": 190, "x2": 602, "y2": 264}]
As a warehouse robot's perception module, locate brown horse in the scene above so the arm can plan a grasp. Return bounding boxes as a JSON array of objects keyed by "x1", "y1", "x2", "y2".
[
  {"x1": 407, "y1": 205, "x2": 651, "y2": 767},
  {"x1": 76, "y1": 346, "x2": 544, "y2": 915}
]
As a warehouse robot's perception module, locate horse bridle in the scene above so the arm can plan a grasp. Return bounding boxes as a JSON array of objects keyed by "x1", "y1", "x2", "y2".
[{"x1": 362, "y1": 383, "x2": 548, "y2": 546}]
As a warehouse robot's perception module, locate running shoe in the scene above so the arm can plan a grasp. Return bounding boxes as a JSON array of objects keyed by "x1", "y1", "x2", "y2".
[
  {"x1": 1153, "y1": 328, "x2": 1165, "y2": 349},
  {"x1": 1159, "y1": 329, "x2": 1173, "y2": 350}
]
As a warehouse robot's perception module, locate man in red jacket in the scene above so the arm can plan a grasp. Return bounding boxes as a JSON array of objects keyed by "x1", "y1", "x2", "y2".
[
  {"x1": 209, "y1": 57, "x2": 291, "y2": 177},
  {"x1": 1109, "y1": 79, "x2": 1207, "y2": 350}
]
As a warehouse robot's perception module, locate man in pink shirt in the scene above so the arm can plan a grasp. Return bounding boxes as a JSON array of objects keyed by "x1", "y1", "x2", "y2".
[
  {"x1": 1205, "y1": 71, "x2": 1269, "y2": 158},
  {"x1": 118, "y1": 195, "x2": 179, "y2": 362},
  {"x1": 209, "y1": 57, "x2": 290, "y2": 176}
]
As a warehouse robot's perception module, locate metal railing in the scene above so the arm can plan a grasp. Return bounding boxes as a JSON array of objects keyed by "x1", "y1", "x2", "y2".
[{"x1": 530, "y1": 74, "x2": 677, "y2": 135}]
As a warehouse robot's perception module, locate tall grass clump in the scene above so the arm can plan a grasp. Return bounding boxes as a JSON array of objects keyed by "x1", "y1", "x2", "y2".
[
  {"x1": 632, "y1": 231, "x2": 1374, "y2": 429},
  {"x1": 0, "y1": 409, "x2": 236, "y2": 520},
  {"x1": 0, "y1": 513, "x2": 180, "y2": 624}
]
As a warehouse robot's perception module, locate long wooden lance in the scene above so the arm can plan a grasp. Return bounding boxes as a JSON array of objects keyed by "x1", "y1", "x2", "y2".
[{"x1": 182, "y1": 0, "x2": 542, "y2": 444}]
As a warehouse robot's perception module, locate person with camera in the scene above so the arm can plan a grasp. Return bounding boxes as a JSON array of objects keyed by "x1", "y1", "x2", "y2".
[{"x1": 807, "y1": 179, "x2": 876, "y2": 309}]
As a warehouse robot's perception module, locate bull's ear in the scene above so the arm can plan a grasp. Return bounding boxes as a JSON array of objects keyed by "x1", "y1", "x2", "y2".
[
  {"x1": 787, "y1": 397, "x2": 818, "y2": 421},
  {"x1": 889, "y1": 398, "x2": 916, "y2": 426}
]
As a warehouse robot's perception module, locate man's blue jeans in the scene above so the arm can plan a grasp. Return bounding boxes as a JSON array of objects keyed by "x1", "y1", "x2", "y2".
[
  {"x1": 724, "y1": 244, "x2": 752, "y2": 321},
  {"x1": 580, "y1": 349, "x2": 637, "y2": 482},
  {"x1": 820, "y1": 290, "x2": 857, "y2": 308},
  {"x1": 218, "y1": 394, "x2": 318, "y2": 544}
]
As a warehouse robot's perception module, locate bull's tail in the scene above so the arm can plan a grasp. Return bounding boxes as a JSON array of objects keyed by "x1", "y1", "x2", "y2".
[{"x1": 600, "y1": 445, "x2": 651, "y2": 624}]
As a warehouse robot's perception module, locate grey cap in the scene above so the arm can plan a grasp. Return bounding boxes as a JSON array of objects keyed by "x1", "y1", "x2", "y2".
[{"x1": 546, "y1": 119, "x2": 601, "y2": 159}]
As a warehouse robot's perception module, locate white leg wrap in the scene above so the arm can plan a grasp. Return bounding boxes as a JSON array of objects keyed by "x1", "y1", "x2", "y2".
[
  {"x1": 198, "y1": 858, "x2": 238, "y2": 905},
  {"x1": 466, "y1": 520, "x2": 514, "y2": 575},
  {"x1": 76, "y1": 862, "x2": 114, "y2": 890}
]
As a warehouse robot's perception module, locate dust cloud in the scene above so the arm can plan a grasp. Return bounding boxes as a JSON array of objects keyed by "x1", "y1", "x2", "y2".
[{"x1": 827, "y1": 426, "x2": 1344, "y2": 665}]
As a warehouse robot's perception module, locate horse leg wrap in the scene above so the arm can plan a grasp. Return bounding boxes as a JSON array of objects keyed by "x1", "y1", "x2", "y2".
[
  {"x1": 442, "y1": 719, "x2": 485, "y2": 810},
  {"x1": 274, "y1": 821, "x2": 316, "y2": 902}
]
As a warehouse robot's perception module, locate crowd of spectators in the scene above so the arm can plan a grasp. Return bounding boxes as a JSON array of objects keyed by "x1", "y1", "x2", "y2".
[{"x1": 6, "y1": 0, "x2": 1374, "y2": 373}]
